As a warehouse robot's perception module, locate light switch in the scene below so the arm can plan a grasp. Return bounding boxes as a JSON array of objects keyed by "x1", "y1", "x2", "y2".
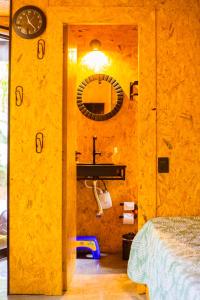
[{"x1": 158, "y1": 157, "x2": 169, "y2": 173}]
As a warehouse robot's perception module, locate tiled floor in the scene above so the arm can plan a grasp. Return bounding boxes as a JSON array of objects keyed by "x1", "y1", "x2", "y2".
[
  {"x1": 0, "y1": 255, "x2": 146, "y2": 300},
  {"x1": 76, "y1": 252, "x2": 128, "y2": 274}
]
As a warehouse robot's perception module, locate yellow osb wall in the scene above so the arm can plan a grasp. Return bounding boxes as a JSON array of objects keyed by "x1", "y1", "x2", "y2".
[
  {"x1": 9, "y1": 0, "x2": 200, "y2": 295},
  {"x1": 10, "y1": 0, "x2": 63, "y2": 295},
  {"x1": 156, "y1": 7, "x2": 200, "y2": 216}
]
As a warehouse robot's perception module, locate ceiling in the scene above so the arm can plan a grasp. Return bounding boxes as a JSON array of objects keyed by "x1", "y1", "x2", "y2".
[{"x1": 0, "y1": 0, "x2": 10, "y2": 16}]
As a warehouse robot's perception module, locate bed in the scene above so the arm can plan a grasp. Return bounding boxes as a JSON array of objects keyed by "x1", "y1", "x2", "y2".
[{"x1": 127, "y1": 217, "x2": 200, "y2": 300}]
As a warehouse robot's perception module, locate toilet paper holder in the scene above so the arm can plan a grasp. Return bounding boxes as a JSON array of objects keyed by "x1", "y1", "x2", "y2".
[
  {"x1": 119, "y1": 213, "x2": 137, "y2": 220},
  {"x1": 119, "y1": 203, "x2": 138, "y2": 219}
]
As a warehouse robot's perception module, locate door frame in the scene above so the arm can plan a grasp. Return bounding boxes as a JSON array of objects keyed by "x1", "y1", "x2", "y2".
[{"x1": 48, "y1": 5, "x2": 157, "y2": 290}]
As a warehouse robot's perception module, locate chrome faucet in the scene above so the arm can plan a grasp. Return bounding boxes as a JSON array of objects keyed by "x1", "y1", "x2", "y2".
[{"x1": 93, "y1": 136, "x2": 101, "y2": 164}]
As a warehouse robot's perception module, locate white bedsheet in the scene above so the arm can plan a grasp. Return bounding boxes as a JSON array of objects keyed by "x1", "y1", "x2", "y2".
[{"x1": 128, "y1": 217, "x2": 200, "y2": 300}]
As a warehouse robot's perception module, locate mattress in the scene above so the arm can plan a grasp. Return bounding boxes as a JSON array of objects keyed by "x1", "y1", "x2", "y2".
[{"x1": 127, "y1": 217, "x2": 200, "y2": 300}]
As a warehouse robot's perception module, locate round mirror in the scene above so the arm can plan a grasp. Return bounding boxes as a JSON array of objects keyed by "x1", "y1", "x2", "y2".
[{"x1": 77, "y1": 74, "x2": 124, "y2": 121}]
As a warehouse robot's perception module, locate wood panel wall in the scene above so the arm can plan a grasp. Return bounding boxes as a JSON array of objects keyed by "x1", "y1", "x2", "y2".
[
  {"x1": 9, "y1": 0, "x2": 63, "y2": 295},
  {"x1": 9, "y1": 0, "x2": 199, "y2": 295},
  {"x1": 156, "y1": 6, "x2": 200, "y2": 216}
]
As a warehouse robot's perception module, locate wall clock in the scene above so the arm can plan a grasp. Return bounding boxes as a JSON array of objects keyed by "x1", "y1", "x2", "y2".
[{"x1": 13, "y1": 6, "x2": 46, "y2": 39}]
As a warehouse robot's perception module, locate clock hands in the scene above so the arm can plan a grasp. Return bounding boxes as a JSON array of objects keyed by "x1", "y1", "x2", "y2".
[
  {"x1": 26, "y1": 14, "x2": 36, "y2": 30},
  {"x1": 29, "y1": 14, "x2": 36, "y2": 23}
]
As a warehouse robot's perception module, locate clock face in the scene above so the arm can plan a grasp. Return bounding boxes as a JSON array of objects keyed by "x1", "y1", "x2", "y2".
[{"x1": 13, "y1": 6, "x2": 46, "y2": 39}]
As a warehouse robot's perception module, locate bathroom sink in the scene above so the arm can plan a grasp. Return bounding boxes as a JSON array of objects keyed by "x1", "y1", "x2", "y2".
[{"x1": 77, "y1": 163, "x2": 126, "y2": 180}]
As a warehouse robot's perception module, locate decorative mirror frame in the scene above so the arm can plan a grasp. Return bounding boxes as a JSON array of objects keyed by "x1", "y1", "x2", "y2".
[{"x1": 77, "y1": 74, "x2": 124, "y2": 121}]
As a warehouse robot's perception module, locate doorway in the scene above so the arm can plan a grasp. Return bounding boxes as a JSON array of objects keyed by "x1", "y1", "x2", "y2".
[{"x1": 66, "y1": 24, "x2": 138, "y2": 276}]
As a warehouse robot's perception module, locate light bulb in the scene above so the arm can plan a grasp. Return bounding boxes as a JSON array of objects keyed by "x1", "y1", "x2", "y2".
[
  {"x1": 81, "y1": 50, "x2": 110, "y2": 72},
  {"x1": 80, "y1": 38, "x2": 110, "y2": 72}
]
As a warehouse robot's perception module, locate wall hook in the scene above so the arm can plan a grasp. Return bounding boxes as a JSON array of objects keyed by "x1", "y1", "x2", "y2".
[
  {"x1": 37, "y1": 39, "x2": 45, "y2": 60},
  {"x1": 130, "y1": 81, "x2": 138, "y2": 101},
  {"x1": 15, "y1": 86, "x2": 23, "y2": 106},
  {"x1": 35, "y1": 132, "x2": 44, "y2": 153}
]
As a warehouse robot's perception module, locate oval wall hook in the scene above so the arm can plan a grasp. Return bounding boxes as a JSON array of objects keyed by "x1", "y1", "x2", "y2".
[
  {"x1": 35, "y1": 132, "x2": 44, "y2": 153},
  {"x1": 37, "y1": 39, "x2": 45, "y2": 60},
  {"x1": 15, "y1": 86, "x2": 23, "y2": 106}
]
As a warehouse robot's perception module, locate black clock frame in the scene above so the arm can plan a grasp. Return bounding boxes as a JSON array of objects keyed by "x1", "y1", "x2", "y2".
[{"x1": 13, "y1": 6, "x2": 46, "y2": 39}]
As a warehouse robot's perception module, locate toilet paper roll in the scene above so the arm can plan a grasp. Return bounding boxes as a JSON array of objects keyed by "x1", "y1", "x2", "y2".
[
  {"x1": 123, "y1": 213, "x2": 134, "y2": 224},
  {"x1": 123, "y1": 202, "x2": 135, "y2": 211}
]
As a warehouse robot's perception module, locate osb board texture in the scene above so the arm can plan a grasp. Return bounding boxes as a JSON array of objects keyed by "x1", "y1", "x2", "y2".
[
  {"x1": 49, "y1": 0, "x2": 144, "y2": 7},
  {"x1": 62, "y1": 27, "x2": 77, "y2": 290},
  {"x1": 136, "y1": 14, "x2": 156, "y2": 228},
  {"x1": 73, "y1": 25, "x2": 138, "y2": 253},
  {"x1": 156, "y1": 6, "x2": 200, "y2": 216},
  {"x1": 49, "y1": 0, "x2": 200, "y2": 9},
  {"x1": 9, "y1": 0, "x2": 63, "y2": 295},
  {"x1": 9, "y1": 3, "x2": 156, "y2": 294}
]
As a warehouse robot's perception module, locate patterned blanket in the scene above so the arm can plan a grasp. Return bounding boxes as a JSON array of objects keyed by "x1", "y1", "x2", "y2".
[{"x1": 128, "y1": 217, "x2": 200, "y2": 300}]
